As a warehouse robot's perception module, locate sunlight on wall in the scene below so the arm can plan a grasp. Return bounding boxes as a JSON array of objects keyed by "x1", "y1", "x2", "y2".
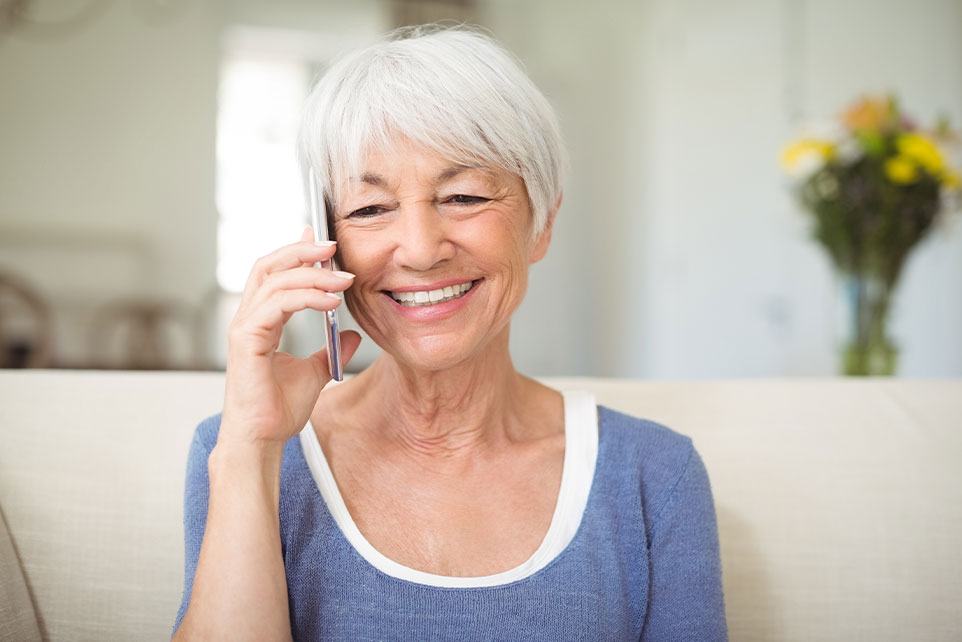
[{"x1": 216, "y1": 53, "x2": 310, "y2": 292}]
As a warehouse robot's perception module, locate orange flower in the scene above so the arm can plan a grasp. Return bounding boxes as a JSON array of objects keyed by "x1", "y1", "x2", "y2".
[{"x1": 841, "y1": 95, "x2": 898, "y2": 135}]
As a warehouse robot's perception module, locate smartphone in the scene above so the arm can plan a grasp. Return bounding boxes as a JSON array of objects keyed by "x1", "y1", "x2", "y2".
[{"x1": 307, "y1": 168, "x2": 344, "y2": 381}]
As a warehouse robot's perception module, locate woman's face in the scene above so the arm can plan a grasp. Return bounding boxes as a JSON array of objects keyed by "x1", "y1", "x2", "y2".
[{"x1": 333, "y1": 139, "x2": 552, "y2": 371}]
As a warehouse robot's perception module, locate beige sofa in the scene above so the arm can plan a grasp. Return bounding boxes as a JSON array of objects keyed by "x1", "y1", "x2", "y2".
[{"x1": 1, "y1": 371, "x2": 960, "y2": 641}]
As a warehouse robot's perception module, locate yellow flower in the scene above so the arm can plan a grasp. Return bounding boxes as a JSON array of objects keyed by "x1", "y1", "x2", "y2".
[
  {"x1": 884, "y1": 156, "x2": 919, "y2": 184},
  {"x1": 779, "y1": 138, "x2": 835, "y2": 175},
  {"x1": 895, "y1": 133, "x2": 944, "y2": 175}
]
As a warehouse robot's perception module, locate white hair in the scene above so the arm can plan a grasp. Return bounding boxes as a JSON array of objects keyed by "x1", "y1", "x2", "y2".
[{"x1": 298, "y1": 24, "x2": 567, "y2": 237}]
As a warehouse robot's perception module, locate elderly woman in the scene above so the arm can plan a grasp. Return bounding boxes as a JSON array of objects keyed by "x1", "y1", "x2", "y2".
[{"x1": 173, "y1": 26, "x2": 726, "y2": 641}]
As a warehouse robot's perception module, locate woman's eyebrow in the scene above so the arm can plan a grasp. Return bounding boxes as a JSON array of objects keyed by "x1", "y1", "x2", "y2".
[
  {"x1": 435, "y1": 164, "x2": 480, "y2": 183},
  {"x1": 354, "y1": 164, "x2": 486, "y2": 188},
  {"x1": 359, "y1": 172, "x2": 388, "y2": 187}
]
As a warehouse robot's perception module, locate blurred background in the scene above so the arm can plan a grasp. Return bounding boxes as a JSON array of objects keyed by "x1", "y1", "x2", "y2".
[{"x1": 0, "y1": 0, "x2": 960, "y2": 377}]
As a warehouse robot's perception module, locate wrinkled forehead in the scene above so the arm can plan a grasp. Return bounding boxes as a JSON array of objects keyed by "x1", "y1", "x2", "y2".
[{"x1": 327, "y1": 130, "x2": 518, "y2": 202}]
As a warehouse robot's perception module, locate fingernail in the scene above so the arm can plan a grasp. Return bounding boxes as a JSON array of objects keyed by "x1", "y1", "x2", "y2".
[
  {"x1": 333, "y1": 270, "x2": 355, "y2": 279},
  {"x1": 313, "y1": 240, "x2": 336, "y2": 247}
]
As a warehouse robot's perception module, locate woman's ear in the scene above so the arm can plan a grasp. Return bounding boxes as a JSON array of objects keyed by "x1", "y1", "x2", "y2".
[{"x1": 530, "y1": 193, "x2": 562, "y2": 264}]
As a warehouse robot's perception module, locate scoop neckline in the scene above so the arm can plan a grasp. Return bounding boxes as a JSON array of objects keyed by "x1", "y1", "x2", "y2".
[{"x1": 298, "y1": 389, "x2": 599, "y2": 588}]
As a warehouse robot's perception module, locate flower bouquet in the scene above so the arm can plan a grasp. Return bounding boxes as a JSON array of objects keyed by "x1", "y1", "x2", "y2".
[{"x1": 780, "y1": 95, "x2": 961, "y2": 375}]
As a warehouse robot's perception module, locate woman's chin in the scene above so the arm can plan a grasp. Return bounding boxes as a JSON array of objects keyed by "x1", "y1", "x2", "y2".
[{"x1": 381, "y1": 334, "x2": 482, "y2": 373}]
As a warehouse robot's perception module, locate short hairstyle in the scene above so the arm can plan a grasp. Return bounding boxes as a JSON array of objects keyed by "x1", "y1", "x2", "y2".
[{"x1": 298, "y1": 24, "x2": 567, "y2": 237}]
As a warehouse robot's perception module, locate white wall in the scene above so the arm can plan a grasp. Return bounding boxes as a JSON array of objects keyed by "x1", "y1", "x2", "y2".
[
  {"x1": 483, "y1": 0, "x2": 647, "y2": 376},
  {"x1": 0, "y1": 3, "x2": 221, "y2": 367},
  {"x1": 628, "y1": 0, "x2": 812, "y2": 378}
]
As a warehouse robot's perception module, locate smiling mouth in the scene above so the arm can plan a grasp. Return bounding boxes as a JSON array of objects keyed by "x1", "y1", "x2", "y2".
[{"x1": 388, "y1": 280, "x2": 478, "y2": 307}]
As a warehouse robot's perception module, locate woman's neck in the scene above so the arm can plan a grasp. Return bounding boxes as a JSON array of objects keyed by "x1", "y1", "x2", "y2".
[{"x1": 338, "y1": 329, "x2": 546, "y2": 464}]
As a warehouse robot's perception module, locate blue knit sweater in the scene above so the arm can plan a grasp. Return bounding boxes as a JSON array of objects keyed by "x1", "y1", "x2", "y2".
[{"x1": 174, "y1": 406, "x2": 728, "y2": 641}]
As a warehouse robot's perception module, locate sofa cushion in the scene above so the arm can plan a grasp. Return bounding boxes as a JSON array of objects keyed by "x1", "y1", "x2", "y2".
[{"x1": 0, "y1": 507, "x2": 42, "y2": 642}]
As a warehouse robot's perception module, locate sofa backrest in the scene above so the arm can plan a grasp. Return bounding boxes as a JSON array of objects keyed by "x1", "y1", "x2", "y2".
[
  {"x1": 1, "y1": 371, "x2": 960, "y2": 641},
  {"x1": 0, "y1": 371, "x2": 224, "y2": 641}
]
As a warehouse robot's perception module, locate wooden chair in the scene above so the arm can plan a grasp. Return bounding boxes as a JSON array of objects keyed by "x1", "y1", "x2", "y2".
[{"x1": 0, "y1": 271, "x2": 52, "y2": 368}]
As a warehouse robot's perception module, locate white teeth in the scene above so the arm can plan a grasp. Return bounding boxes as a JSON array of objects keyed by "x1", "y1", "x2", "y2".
[{"x1": 390, "y1": 281, "x2": 476, "y2": 307}]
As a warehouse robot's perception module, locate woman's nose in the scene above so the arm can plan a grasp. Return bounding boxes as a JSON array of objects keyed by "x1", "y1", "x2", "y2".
[{"x1": 392, "y1": 204, "x2": 456, "y2": 271}]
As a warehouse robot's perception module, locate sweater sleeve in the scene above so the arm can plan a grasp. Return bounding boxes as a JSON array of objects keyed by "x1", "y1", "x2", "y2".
[
  {"x1": 171, "y1": 415, "x2": 220, "y2": 639},
  {"x1": 641, "y1": 447, "x2": 728, "y2": 642}
]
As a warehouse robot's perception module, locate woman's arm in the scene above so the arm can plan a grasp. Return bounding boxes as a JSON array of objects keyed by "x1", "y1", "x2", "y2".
[
  {"x1": 173, "y1": 436, "x2": 289, "y2": 642},
  {"x1": 641, "y1": 448, "x2": 728, "y2": 642},
  {"x1": 172, "y1": 228, "x2": 360, "y2": 641}
]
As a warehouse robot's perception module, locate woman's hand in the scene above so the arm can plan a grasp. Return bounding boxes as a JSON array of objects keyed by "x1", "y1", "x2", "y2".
[
  {"x1": 175, "y1": 228, "x2": 355, "y2": 641},
  {"x1": 220, "y1": 227, "x2": 362, "y2": 449}
]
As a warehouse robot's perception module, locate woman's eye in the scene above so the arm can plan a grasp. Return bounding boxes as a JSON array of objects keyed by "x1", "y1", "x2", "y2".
[
  {"x1": 447, "y1": 194, "x2": 489, "y2": 205},
  {"x1": 348, "y1": 206, "x2": 384, "y2": 218}
]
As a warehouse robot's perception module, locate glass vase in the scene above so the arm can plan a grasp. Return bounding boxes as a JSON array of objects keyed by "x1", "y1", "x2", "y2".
[{"x1": 839, "y1": 273, "x2": 898, "y2": 376}]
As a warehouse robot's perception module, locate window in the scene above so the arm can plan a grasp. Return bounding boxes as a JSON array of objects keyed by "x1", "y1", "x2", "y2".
[{"x1": 215, "y1": 50, "x2": 312, "y2": 292}]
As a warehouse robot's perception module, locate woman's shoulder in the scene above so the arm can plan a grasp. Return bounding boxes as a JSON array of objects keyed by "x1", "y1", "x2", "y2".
[
  {"x1": 597, "y1": 405, "x2": 694, "y2": 460},
  {"x1": 595, "y1": 405, "x2": 703, "y2": 510}
]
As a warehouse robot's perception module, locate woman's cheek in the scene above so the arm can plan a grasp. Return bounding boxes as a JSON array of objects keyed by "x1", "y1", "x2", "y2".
[{"x1": 334, "y1": 230, "x2": 373, "y2": 275}]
